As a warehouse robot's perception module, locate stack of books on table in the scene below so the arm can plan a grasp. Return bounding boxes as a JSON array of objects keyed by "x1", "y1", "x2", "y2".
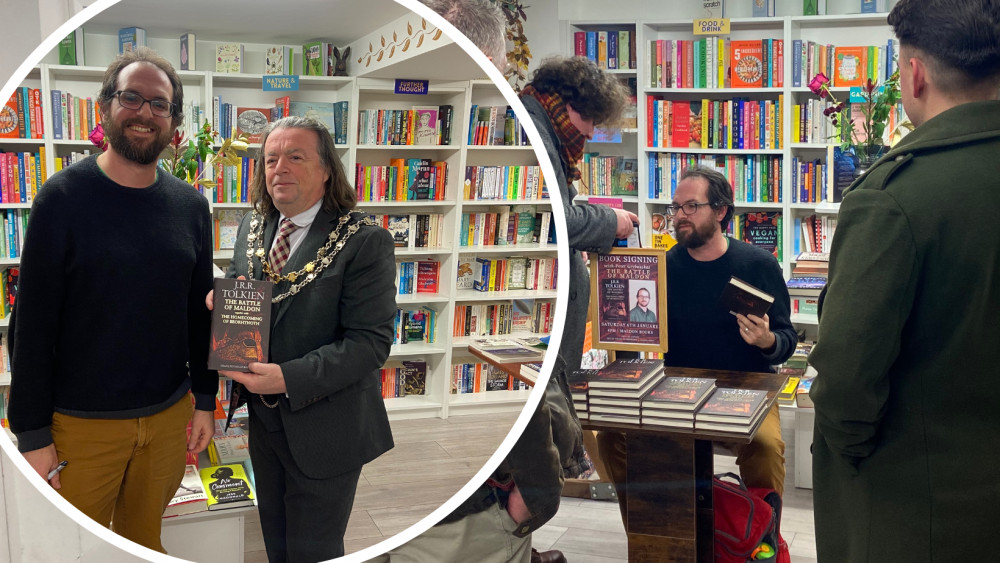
[
  {"x1": 569, "y1": 368, "x2": 598, "y2": 420},
  {"x1": 163, "y1": 464, "x2": 209, "y2": 518},
  {"x1": 586, "y1": 359, "x2": 665, "y2": 424},
  {"x1": 693, "y1": 388, "x2": 769, "y2": 433},
  {"x1": 640, "y1": 376, "x2": 716, "y2": 429}
]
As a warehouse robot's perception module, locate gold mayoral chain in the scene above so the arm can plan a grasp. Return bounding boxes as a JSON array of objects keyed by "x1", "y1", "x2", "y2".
[{"x1": 246, "y1": 210, "x2": 374, "y2": 303}]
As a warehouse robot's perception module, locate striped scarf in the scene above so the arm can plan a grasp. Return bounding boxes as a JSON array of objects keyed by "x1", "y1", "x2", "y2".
[{"x1": 520, "y1": 85, "x2": 587, "y2": 181}]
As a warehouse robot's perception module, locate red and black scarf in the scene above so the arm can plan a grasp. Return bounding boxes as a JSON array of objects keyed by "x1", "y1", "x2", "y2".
[{"x1": 520, "y1": 85, "x2": 587, "y2": 181}]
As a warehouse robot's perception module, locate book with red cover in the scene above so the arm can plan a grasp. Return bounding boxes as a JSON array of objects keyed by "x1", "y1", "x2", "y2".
[
  {"x1": 416, "y1": 260, "x2": 440, "y2": 293},
  {"x1": 730, "y1": 40, "x2": 764, "y2": 88},
  {"x1": 719, "y1": 275, "x2": 774, "y2": 318},
  {"x1": 643, "y1": 376, "x2": 716, "y2": 411},
  {"x1": 209, "y1": 277, "x2": 273, "y2": 371},
  {"x1": 235, "y1": 107, "x2": 272, "y2": 143},
  {"x1": 588, "y1": 358, "x2": 664, "y2": 390},
  {"x1": 695, "y1": 388, "x2": 768, "y2": 423}
]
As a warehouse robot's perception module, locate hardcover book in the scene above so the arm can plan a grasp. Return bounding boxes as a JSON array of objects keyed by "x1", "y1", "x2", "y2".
[
  {"x1": 199, "y1": 463, "x2": 256, "y2": 510},
  {"x1": 235, "y1": 107, "x2": 271, "y2": 144},
  {"x1": 264, "y1": 45, "x2": 294, "y2": 75},
  {"x1": 59, "y1": 29, "x2": 85, "y2": 66},
  {"x1": 118, "y1": 27, "x2": 146, "y2": 54},
  {"x1": 834, "y1": 46, "x2": 866, "y2": 87},
  {"x1": 164, "y1": 465, "x2": 208, "y2": 518},
  {"x1": 694, "y1": 403, "x2": 769, "y2": 432},
  {"x1": 643, "y1": 377, "x2": 716, "y2": 411},
  {"x1": 741, "y1": 211, "x2": 781, "y2": 258},
  {"x1": 588, "y1": 359, "x2": 665, "y2": 390},
  {"x1": 179, "y1": 33, "x2": 195, "y2": 71},
  {"x1": 752, "y1": 0, "x2": 775, "y2": 17},
  {"x1": 215, "y1": 42, "x2": 244, "y2": 74},
  {"x1": 400, "y1": 360, "x2": 427, "y2": 396},
  {"x1": 209, "y1": 278, "x2": 273, "y2": 371},
  {"x1": 730, "y1": 40, "x2": 763, "y2": 88},
  {"x1": 696, "y1": 388, "x2": 768, "y2": 423},
  {"x1": 719, "y1": 276, "x2": 774, "y2": 318}
]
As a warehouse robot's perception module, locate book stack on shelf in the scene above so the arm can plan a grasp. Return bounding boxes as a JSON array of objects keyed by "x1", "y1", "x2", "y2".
[
  {"x1": 519, "y1": 361, "x2": 543, "y2": 386},
  {"x1": 163, "y1": 465, "x2": 209, "y2": 518},
  {"x1": 775, "y1": 373, "x2": 801, "y2": 406},
  {"x1": 467, "y1": 337, "x2": 546, "y2": 366},
  {"x1": 568, "y1": 368, "x2": 597, "y2": 420},
  {"x1": 640, "y1": 376, "x2": 716, "y2": 429},
  {"x1": 587, "y1": 359, "x2": 666, "y2": 424},
  {"x1": 199, "y1": 463, "x2": 256, "y2": 511},
  {"x1": 788, "y1": 252, "x2": 827, "y2": 320},
  {"x1": 694, "y1": 387, "x2": 769, "y2": 433}
]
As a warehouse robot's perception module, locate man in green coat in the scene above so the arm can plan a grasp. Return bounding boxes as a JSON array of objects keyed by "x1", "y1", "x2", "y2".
[{"x1": 809, "y1": 0, "x2": 1000, "y2": 561}]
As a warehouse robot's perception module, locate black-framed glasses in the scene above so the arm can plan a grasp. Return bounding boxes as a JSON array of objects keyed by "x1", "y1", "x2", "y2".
[
  {"x1": 113, "y1": 90, "x2": 175, "y2": 118},
  {"x1": 663, "y1": 201, "x2": 713, "y2": 216}
]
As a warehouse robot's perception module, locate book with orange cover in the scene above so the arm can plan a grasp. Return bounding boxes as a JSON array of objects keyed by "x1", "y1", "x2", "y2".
[
  {"x1": 833, "y1": 46, "x2": 867, "y2": 87},
  {"x1": 730, "y1": 40, "x2": 764, "y2": 88}
]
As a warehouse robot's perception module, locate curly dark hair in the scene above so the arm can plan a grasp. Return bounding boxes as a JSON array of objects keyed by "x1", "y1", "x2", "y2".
[
  {"x1": 250, "y1": 116, "x2": 357, "y2": 216},
  {"x1": 97, "y1": 47, "x2": 184, "y2": 129},
  {"x1": 679, "y1": 167, "x2": 734, "y2": 230},
  {"x1": 527, "y1": 56, "x2": 628, "y2": 126},
  {"x1": 888, "y1": 0, "x2": 1000, "y2": 92}
]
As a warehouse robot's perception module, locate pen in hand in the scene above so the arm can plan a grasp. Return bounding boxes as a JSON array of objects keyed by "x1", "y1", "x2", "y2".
[{"x1": 47, "y1": 460, "x2": 68, "y2": 481}]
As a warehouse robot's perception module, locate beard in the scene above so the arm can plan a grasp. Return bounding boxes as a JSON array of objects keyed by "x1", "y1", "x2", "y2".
[
  {"x1": 674, "y1": 219, "x2": 718, "y2": 249},
  {"x1": 103, "y1": 116, "x2": 173, "y2": 165}
]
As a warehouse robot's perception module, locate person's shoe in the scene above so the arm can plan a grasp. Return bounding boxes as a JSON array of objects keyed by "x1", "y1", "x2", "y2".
[{"x1": 531, "y1": 548, "x2": 567, "y2": 563}]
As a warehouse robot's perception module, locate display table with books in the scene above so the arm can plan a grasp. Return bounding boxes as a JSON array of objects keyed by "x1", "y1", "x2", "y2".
[
  {"x1": 467, "y1": 337, "x2": 547, "y2": 387},
  {"x1": 582, "y1": 366, "x2": 787, "y2": 563}
]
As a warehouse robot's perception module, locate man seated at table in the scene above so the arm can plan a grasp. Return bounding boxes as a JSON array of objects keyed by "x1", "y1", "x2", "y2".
[{"x1": 598, "y1": 166, "x2": 797, "y2": 514}]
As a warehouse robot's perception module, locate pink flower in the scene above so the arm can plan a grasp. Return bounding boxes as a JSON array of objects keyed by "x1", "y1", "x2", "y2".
[
  {"x1": 808, "y1": 73, "x2": 830, "y2": 96},
  {"x1": 89, "y1": 124, "x2": 108, "y2": 151}
]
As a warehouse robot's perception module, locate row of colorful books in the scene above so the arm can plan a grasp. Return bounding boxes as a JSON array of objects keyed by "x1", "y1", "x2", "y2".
[
  {"x1": 0, "y1": 87, "x2": 45, "y2": 140},
  {"x1": 0, "y1": 151, "x2": 45, "y2": 204},
  {"x1": 395, "y1": 260, "x2": 440, "y2": 296},
  {"x1": 458, "y1": 207, "x2": 551, "y2": 248},
  {"x1": 463, "y1": 165, "x2": 547, "y2": 201},
  {"x1": 164, "y1": 462, "x2": 256, "y2": 517},
  {"x1": 796, "y1": 214, "x2": 837, "y2": 255},
  {"x1": 468, "y1": 257, "x2": 557, "y2": 293},
  {"x1": 453, "y1": 301, "x2": 554, "y2": 337},
  {"x1": 452, "y1": 361, "x2": 531, "y2": 394},
  {"x1": 573, "y1": 30, "x2": 638, "y2": 71},
  {"x1": 379, "y1": 360, "x2": 427, "y2": 398},
  {"x1": 571, "y1": 360, "x2": 771, "y2": 434},
  {"x1": 372, "y1": 213, "x2": 446, "y2": 250},
  {"x1": 357, "y1": 105, "x2": 454, "y2": 146},
  {"x1": 646, "y1": 97, "x2": 784, "y2": 151},
  {"x1": 789, "y1": 39, "x2": 898, "y2": 89},
  {"x1": 647, "y1": 152, "x2": 783, "y2": 204},
  {"x1": 646, "y1": 38, "x2": 785, "y2": 90},
  {"x1": 393, "y1": 307, "x2": 438, "y2": 345},
  {"x1": 355, "y1": 159, "x2": 448, "y2": 202},
  {"x1": 577, "y1": 155, "x2": 639, "y2": 197}
]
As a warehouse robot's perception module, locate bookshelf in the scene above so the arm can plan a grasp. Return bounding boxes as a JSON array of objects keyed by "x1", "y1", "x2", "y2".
[
  {"x1": 0, "y1": 30, "x2": 555, "y2": 429},
  {"x1": 567, "y1": 13, "x2": 895, "y2": 341}
]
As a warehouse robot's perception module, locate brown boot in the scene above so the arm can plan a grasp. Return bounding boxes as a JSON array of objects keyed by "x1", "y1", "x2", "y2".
[{"x1": 531, "y1": 548, "x2": 568, "y2": 563}]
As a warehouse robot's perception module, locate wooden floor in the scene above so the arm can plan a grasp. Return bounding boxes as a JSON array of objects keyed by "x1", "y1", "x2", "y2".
[
  {"x1": 244, "y1": 410, "x2": 522, "y2": 562},
  {"x1": 244, "y1": 410, "x2": 818, "y2": 562}
]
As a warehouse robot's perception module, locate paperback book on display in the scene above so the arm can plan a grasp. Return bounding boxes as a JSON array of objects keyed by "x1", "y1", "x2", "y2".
[
  {"x1": 200, "y1": 464, "x2": 256, "y2": 511},
  {"x1": 642, "y1": 377, "x2": 716, "y2": 412},
  {"x1": 209, "y1": 278, "x2": 273, "y2": 371},
  {"x1": 468, "y1": 337, "x2": 546, "y2": 365},
  {"x1": 587, "y1": 359, "x2": 664, "y2": 391},
  {"x1": 164, "y1": 465, "x2": 208, "y2": 518},
  {"x1": 694, "y1": 388, "x2": 769, "y2": 433}
]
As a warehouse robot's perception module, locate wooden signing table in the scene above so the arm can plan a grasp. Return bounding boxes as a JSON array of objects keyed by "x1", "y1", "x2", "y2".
[{"x1": 583, "y1": 367, "x2": 787, "y2": 563}]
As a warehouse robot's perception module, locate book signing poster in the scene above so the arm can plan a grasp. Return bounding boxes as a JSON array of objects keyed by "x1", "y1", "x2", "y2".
[{"x1": 590, "y1": 248, "x2": 668, "y2": 352}]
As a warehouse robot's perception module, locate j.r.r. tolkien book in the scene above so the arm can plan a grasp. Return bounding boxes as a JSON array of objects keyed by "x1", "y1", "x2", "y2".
[
  {"x1": 719, "y1": 276, "x2": 774, "y2": 318},
  {"x1": 695, "y1": 388, "x2": 768, "y2": 424},
  {"x1": 209, "y1": 278, "x2": 273, "y2": 371},
  {"x1": 200, "y1": 463, "x2": 256, "y2": 510},
  {"x1": 588, "y1": 359, "x2": 665, "y2": 391},
  {"x1": 642, "y1": 377, "x2": 717, "y2": 412}
]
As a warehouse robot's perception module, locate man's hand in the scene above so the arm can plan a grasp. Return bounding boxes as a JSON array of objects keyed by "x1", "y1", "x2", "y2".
[
  {"x1": 613, "y1": 208, "x2": 639, "y2": 239},
  {"x1": 222, "y1": 362, "x2": 287, "y2": 395},
  {"x1": 187, "y1": 409, "x2": 214, "y2": 454},
  {"x1": 736, "y1": 313, "x2": 776, "y2": 350},
  {"x1": 23, "y1": 444, "x2": 62, "y2": 489},
  {"x1": 206, "y1": 276, "x2": 245, "y2": 311},
  {"x1": 505, "y1": 483, "x2": 532, "y2": 524}
]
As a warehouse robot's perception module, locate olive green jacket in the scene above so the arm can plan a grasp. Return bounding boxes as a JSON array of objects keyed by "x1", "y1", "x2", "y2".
[{"x1": 809, "y1": 100, "x2": 1000, "y2": 562}]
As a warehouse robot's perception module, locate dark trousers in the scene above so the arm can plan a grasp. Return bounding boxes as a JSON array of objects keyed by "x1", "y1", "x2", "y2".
[{"x1": 249, "y1": 410, "x2": 362, "y2": 563}]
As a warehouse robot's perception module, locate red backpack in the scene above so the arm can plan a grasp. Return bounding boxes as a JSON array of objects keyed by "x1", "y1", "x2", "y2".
[{"x1": 713, "y1": 472, "x2": 791, "y2": 562}]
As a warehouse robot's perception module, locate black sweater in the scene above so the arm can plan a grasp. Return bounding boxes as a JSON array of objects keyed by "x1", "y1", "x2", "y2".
[
  {"x1": 663, "y1": 238, "x2": 796, "y2": 373},
  {"x1": 9, "y1": 156, "x2": 217, "y2": 452}
]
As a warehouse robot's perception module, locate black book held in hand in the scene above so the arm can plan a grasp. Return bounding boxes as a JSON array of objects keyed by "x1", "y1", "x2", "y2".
[
  {"x1": 719, "y1": 276, "x2": 774, "y2": 318},
  {"x1": 209, "y1": 277, "x2": 273, "y2": 371}
]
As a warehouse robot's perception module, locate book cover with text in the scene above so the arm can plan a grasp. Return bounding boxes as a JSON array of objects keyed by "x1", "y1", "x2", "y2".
[{"x1": 209, "y1": 278, "x2": 272, "y2": 371}]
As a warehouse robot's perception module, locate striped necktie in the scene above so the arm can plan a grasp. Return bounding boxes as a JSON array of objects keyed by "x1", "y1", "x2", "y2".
[{"x1": 268, "y1": 218, "x2": 299, "y2": 274}]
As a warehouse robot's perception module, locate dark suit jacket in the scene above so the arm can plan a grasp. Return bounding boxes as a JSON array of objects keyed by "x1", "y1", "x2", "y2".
[{"x1": 226, "y1": 207, "x2": 396, "y2": 479}]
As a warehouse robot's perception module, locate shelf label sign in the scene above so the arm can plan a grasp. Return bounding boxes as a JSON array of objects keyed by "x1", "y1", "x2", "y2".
[
  {"x1": 262, "y1": 75, "x2": 299, "y2": 91},
  {"x1": 395, "y1": 79, "x2": 429, "y2": 95},
  {"x1": 693, "y1": 19, "x2": 730, "y2": 35}
]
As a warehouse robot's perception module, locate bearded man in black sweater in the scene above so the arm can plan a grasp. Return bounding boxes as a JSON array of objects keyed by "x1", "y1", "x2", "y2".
[{"x1": 8, "y1": 48, "x2": 216, "y2": 553}]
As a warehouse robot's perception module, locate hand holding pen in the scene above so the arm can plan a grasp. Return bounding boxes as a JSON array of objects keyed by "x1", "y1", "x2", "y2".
[{"x1": 47, "y1": 460, "x2": 68, "y2": 481}]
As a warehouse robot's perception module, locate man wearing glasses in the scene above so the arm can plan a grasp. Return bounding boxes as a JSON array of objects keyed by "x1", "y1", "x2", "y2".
[
  {"x1": 9, "y1": 48, "x2": 216, "y2": 553},
  {"x1": 598, "y1": 167, "x2": 796, "y2": 515}
]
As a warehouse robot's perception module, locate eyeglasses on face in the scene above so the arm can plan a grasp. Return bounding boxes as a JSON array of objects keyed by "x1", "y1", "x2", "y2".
[
  {"x1": 113, "y1": 90, "x2": 175, "y2": 118},
  {"x1": 663, "y1": 201, "x2": 713, "y2": 216}
]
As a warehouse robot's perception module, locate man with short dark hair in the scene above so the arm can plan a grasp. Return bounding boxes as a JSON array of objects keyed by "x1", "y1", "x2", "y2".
[
  {"x1": 598, "y1": 166, "x2": 796, "y2": 524},
  {"x1": 217, "y1": 116, "x2": 396, "y2": 562},
  {"x1": 9, "y1": 47, "x2": 216, "y2": 552},
  {"x1": 628, "y1": 288, "x2": 656, "y2": 322},
  {"x1": 809, "y1": 0, "x2": 1000, "y2": 559}
]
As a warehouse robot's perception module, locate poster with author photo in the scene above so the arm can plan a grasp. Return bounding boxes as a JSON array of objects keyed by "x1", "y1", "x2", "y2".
[{"x1": 590, "y1": 248, "x2": 668, "y2": 352}]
